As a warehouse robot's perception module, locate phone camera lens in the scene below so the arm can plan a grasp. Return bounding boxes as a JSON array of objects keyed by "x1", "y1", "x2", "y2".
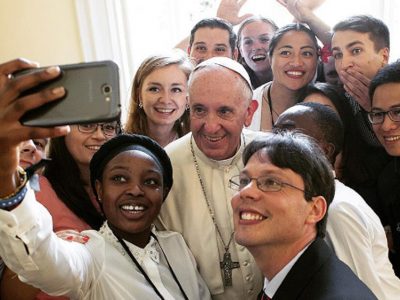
[{"x1": 102, "y1": 84, "x2": 112, "y2": 95}]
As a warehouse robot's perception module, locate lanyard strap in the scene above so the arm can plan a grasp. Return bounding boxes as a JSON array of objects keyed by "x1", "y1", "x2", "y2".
[
  {"x1": 151, "y1": 233, "x2": 189, "y2": 300},
  {"x1": 116, "y1": 234, "x2": 188, "y2": 300}
]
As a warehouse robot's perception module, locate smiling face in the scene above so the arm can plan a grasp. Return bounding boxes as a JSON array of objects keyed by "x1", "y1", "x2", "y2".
[
  {"x1": 189, "y1": 27, "x2": 235, "y2": 65},
  {"x1": 96, "y1": 150, "x2": 164, "y2": 244},
  {"x1": 332, "y1": 30, "x2": 389, "y2": 80},
  {"x1": 239, "y1": 20, "x2": 275, "y2": 75},
  {"x1": 141, "y1": 64, "x2": 188, "y2": 129},
  {"x1": 371, "y1": 82, "x2": 400, "y2": 156},
  {"x1": 189, "y1": 67, "x2": 257, "y2": 160},
  {"x1": 19, "y1": 138, "x2": 47, "y2": 169},
  {"x1": 65, "y1": 124, "x2": 114, "y2": 171},
  {"x1": 232, "y1": 151, "x2": 318, "y2": 250},
  {"x1": 270, "y1": 30, "x2": 318, "y2": 91}
]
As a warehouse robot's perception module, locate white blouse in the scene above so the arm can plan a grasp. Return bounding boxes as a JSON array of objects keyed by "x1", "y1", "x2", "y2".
[{"x1": 0, "y1": 187, "x2": 210, "y2": 300}]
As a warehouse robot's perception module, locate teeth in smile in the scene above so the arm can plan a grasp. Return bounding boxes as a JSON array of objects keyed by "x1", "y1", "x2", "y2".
[
  {"x1": 205, "y1": 136, "x2": 223, "y2": 142},
  {"x1": 385, "y1": 136, "x2": 400, "y2": 141},
  {"x1": 287, "y1": 71, "x2": 303, "y2": 76},
  {"x1": 252, "y1": 55, "x2": 266, "y2": 61},
  {"x1": 121, "y1": 205, "x2": 145, "y2": 212},
  {"x1": 156, "y1": 108, "x2": 174, "y2": 113},
  {"x1": 241, "y1": 212, "x2": 265, "y2": 221},
  {"x1": 87, "y1": 146, "x2": 101, "y2": 150}
]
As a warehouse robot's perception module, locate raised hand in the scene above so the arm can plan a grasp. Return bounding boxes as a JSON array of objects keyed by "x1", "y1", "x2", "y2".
[
  {"x1": 340, "y1": 67, "x2": 371, "y2": 111},
  {"x1": 276, "y1": 0, "x2": 325, "y2": 22},
  {"x1": 217, "y1": 0, "x2": 253, "y2": 25},
  {"x1": 0, "y1": 58, "x2": 69, "y2": 195}
]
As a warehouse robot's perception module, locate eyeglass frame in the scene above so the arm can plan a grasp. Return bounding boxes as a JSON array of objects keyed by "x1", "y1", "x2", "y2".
[
  {"x1": 229, "y1": 174, "x2": 312, "y2": 199},
  {"x1": 367, "y1": 107, "x2": 400, "y2": 125},
  {"x1": 77, "y1": 122, "x2": 120, "y2": 137}
]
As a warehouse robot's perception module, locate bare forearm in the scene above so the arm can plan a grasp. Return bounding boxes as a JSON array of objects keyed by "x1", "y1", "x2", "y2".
[{"x1": 301, "y1": 9, "x2": 331, "y2": 46}]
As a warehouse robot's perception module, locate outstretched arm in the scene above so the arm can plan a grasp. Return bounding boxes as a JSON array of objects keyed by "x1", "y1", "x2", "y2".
[
  {"x1": 0, "y1": 59, "x2": 68, "y2": 197},
  {"x1": 0, "y1": 59, "x2": 87, "y2": 297},
  {"x1": 276, "y1": 0, "x2": 331, "y2": 46}
]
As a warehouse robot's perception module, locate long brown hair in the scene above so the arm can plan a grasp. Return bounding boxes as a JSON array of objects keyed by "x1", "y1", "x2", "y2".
[
  {"x1": 44, "y1": 136, "x2": 104, "y2": 229},
  {"x1": 125, "y1": 50, "x2": 193, "y2": 137}
]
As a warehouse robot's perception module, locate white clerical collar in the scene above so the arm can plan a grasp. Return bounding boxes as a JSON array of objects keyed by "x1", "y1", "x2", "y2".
[
  {"x1": 263, "y1": 242, "x2": 311, "y2": 298},
  {"x1": 190, "y1": 133, "x2": 245, "y2": 168}
]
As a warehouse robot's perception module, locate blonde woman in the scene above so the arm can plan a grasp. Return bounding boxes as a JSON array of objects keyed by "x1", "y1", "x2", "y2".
[{"x1": 125, "y1": 50, "x2": 193, "y2": 147}]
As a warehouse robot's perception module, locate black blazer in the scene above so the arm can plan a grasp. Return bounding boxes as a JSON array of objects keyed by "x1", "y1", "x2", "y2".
[{"x1": 257, "y1": 238, "x2": 377, "y2": 300}]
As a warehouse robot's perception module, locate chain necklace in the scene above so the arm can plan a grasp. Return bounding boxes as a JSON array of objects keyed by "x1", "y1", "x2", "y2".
[
  {"x1": 189, "y1": 136, "x2": 245, "y2": 286},
  {"x1": 262, "y1": 83, "x2": 279, "y2": 128}
]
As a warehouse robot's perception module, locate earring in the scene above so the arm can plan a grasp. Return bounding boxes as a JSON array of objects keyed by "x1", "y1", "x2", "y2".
[
  {"x1": 138, "y1": 102, "x2": 143, "y2": 109},
  {"x1": 185, "y1": 103, "x2": 190, "y2": 110}
]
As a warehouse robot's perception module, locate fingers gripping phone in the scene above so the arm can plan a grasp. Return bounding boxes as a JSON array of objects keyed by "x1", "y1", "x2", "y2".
[{"x1": 17, "y1": 60, "x2": 121, "y2": 126}]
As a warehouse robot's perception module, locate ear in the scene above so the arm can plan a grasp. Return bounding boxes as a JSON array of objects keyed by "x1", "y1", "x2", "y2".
[
  {"x1": 320, "y1": 142, "x2": 336, "y2": 166},
  {"x1": 380, "y1": 47, "x2": 390, "y2": 66},
  {"x1": 306, "y1": 196, "x2": 327, "y2": 225},
  {"x1": 233, "y1": 47, "x2": 239, "y2": 61},
  {"x1": 244, "y1": 100, "x2": 259, "y2": 127},
  {"x1": 95, "y1": 180, "x2": 103, "y2": 203},
  {"x1": 187, "y1": 46, "x2": 192, "y2": 56}
]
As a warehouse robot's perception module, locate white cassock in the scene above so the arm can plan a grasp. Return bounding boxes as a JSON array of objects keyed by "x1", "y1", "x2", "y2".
[{"x1": 158, "y1": 129, "x2": 265, "y2": 300}]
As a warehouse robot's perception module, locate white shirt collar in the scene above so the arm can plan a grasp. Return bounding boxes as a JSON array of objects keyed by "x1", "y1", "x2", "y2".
[
  {"x1": 263, "y1": 243, "x2": 311, "y2": 298},
  {"x1": 99, "y1": 222, "x2": 159, "y2": 264}
]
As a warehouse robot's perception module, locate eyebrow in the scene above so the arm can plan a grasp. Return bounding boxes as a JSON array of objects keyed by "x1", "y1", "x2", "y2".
[
  {"x1": 108, "y1": 165, "x2": 129, "y2": 172},
  {"x1": 332, "y1": 40, "x2": 364, "y2": 52},
  {"x1": 300, "y1": 45, "x2": 316, "y2": 50},
  {"x1": 277, "y1": 45, "x2": 316, "y2": 51},
  {"x1": 371, "y1": 104, "x2": 400, "y2": 111},
  {"x1": 146, "y1": 82, "x2": 184, "y2": 86},
  {"x1": 278, "y1": 45, "x2": 294, "y2": 49},
  {"x1": 108, "y1": 165, "x2": 161, "y2": 174},
  {"x1": 243, "y1": 33, "x2": 271, "y2": 39},
  {"x1": 241, "y1": 168, "x2": 287, "y2": 178}
]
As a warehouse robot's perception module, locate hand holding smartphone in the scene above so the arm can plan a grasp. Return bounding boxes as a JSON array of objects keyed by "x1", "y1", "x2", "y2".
[{"x1": 16, "y1": 60, "x2": 121, "y2": 126}]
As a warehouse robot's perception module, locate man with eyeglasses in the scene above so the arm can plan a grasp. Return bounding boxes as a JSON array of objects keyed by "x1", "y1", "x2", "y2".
[
  {"x1": 230, "y1": 131, "x2": 377, "y2": 299},
  {"x1": 273, "y1": 102, "x2": 400, "y2": 298},
  {"x1": 369, "y1": 60, "x2": 400, "y2": 276}
]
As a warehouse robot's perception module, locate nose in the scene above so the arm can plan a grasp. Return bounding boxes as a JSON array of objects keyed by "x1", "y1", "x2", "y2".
[
  {"x1": 92, "y1": 125, "x2": 108, "y2": 140},
  {"x1": 202, "y1": 51, "x2": 214, "y2": 61},
  {"x1": 158, "y1": 89, "x2": 171, "y2": 103},
  {"x1": 338, "y1": 53, "x2": 354, "y2": 71},
  {"x1": 380, "y1": 114, "x2": 398, "y2": 131},
  {"x1": 202, "y1": 113, "x2": 222, "y2": 133},
  {"x1": 20, "y1": 140, "x2": 37, "y2": 154},
  {"x1": 253, "y1": 39, "x2": 266, "y2": 50},
  {"x1": 239, "y1": 179, "x2": 261, "y2": 201},
  {"x1": 290, "y1": 53, "x2": 303, "y2": 67},
  {"x1": 127, "y1": 181, "x2": 145, "y2": 196}
]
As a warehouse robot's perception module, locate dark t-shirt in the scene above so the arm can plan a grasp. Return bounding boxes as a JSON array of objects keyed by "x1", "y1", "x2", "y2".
[{"x1": 378, "y1": 157, "x2": 400, "y2": 276}]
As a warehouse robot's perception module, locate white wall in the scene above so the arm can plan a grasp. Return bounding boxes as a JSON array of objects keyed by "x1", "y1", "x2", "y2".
[{"x1": 0, "y1": 0, "x2": 83, "y2": 65}]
